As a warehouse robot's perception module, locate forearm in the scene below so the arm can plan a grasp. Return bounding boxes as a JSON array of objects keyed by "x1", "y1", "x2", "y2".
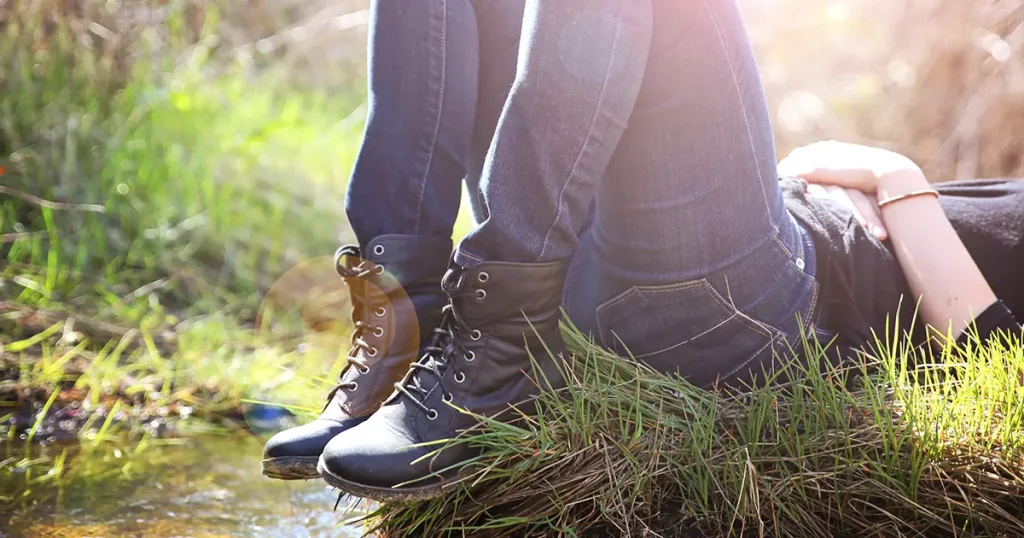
[{"x1": 877, "y1": 171, "x2": 998, "y2": 337}]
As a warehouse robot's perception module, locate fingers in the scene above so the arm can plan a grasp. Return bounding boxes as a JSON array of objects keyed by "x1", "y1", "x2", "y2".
[
  {"x1": 804, "y1": 183, "x2": 829, "y2": 198},
  {"x1": 823, "y1": 186, "x2": 888, "y2": 241},
  {"x1": 778, "y1": 141, "x2": 881, "y2": 193},
  {"x1": 798, "y1": 168, "x2": 877, "y2": 193},
  {"x1": 844, "y1": 188, "x2": 887, "y2": 241}
]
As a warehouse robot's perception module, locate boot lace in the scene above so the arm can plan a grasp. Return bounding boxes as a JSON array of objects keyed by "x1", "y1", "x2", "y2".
[
  {"x1": 324, "y1": 245, "x2": 387, "y2": 407},
  {"x1": 395, "y1": 267, "x2": 476, "y2": 418}
]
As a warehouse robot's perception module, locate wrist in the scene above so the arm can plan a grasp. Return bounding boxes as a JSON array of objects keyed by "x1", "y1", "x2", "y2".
[{"x1": 876, "y1": 169, "x2": 929, "y2": 201}]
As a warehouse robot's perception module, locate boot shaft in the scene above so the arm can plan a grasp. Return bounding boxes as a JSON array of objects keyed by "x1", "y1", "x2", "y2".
[
  {"x1": 449, "y1": 261, "x2": 567, "y2": 328},
  {"x1": 390, "y1": 258, "x2": 570, "y2": 439},
  {"x1": 445, "y1": 260, "x2": 568, "y2": 400},
  {"x1": 329, "y1": 235, "x2": 451, "y2": 418},
  {"x1": 358, "y1": 235, "x2": 452, "y2": 351}
]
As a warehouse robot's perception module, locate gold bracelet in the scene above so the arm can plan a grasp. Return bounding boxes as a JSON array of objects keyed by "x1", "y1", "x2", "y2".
[{"x1": 877, "y1": 188, "x2": 940, "y2": 208}]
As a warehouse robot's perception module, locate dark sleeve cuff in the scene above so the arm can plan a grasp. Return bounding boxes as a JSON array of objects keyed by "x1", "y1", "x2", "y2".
[{"x1": 955, "y1": 300, "x2": 1022, "y2": 348}]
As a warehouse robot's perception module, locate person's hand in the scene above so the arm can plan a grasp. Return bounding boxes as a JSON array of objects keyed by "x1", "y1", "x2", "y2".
[
  {"x1": 777, "y1": 140, "x2": 922, "y2": 194},
  {"x1": 777, "y1": 141, "x2": 923, "y2": 242},
  {"x1": 803, "y1": 182, "x2": 889, "y2": 241}
]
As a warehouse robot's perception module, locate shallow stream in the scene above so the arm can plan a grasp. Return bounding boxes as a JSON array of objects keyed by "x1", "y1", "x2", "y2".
[{"x1": 1, "y1": 433, "x2": 368, "y2": 537}]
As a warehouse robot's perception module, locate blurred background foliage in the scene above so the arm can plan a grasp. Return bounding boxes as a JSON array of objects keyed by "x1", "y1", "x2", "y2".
[
  {"x1": 1, "y1": 0, "x2": 368, "y2": 319},
  {"x1": 2, "y1": 0, "x2": 1021, "y2": 325},
  {"x1": 750, "y1": 0, "x2": 1023, "y2": 180}
]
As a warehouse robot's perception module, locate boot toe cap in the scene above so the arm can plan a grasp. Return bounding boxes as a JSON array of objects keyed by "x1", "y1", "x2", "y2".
[
  {"x1": 320, "y1": 422, "x2": 431, "y2": 488},
  {"x1": 263, "y1": 417, "x2": 364, "y2": 459}
]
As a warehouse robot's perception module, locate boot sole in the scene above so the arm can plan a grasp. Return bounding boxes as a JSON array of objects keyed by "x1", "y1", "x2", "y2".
[
  {"x1": 316, "y1": 456, "x2": 462, "y2": 502},
  {"x1": 262, "y1": 456, "x2": 321, "y2": 480}
]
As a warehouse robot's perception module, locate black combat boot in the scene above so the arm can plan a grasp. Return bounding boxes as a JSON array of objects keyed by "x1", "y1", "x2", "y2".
[
  {"x1": 316, "y1": 258, "x2": 568, "y2": 500},
  {"x1": 261, "y1": 235, "x2": 450, "y2": 480}
]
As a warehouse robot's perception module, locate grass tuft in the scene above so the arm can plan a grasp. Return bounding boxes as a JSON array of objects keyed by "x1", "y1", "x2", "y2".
[{"x1": 369, "y1": 324, "x2": 1024, "y2": 538}]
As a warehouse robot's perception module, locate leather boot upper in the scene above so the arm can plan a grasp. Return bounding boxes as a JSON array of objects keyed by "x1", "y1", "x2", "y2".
[
  {"x1": 320, "y1": 258, "x2": 568, "y2": 488},
  {"x1": 324, "y1": 235, "x2": 451, "y2": 420},
  {"x1": 263, "y1": 235, "x2": 450, "y2": 460}
]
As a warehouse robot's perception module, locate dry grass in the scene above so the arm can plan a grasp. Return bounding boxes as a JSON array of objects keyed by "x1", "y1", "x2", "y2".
[{"x1": 367, "y1": 323, "x2": 1024, "y2": 537}]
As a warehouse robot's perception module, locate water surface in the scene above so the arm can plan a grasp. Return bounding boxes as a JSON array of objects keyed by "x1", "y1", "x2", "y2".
[{"x1": 1, "y1": 433, "x2": 368, "y2": 537}]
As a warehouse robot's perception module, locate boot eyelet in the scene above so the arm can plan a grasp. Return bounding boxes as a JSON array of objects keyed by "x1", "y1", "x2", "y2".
[
  {"x1": 426, "y1": 409, "x2": 438, "y2": 421},
  {"x1": 477, "y1": 272, "x2": 490, "y2": 283},
  {"x1": 454, "y1": 372, "x2": 466, "y2": 383},
  {"x1": 465, "y1": 351, "x2": 476, "y2": 362},
  {"x1": 358, "y1": 365, "x2": 370, "y2": 374},
  {"x1": 347, "y1": 382, "x2": 358, "y2": 392},
  {"x1": 373, "y1": 327, "x2": 385, "y2": 338},
  {"x1": 442, "y1": 393, "x2": 453, "y2": 403},
  {"x1": 367, "y1": 347, "x2": 379, "y2": 358},
  {"x1": 475, "y1": 289, "x2": 487, "y2": 301},
  {"x1": 375, "y1": 307, "x2": 387, "y2": 318},
  {"x1": 373, "y1": 245, "x2": 385, "y2": 256},
  {"x1": 470, "y1": 330, "x2": 482, "y2": 341},
  {"x1": 374, "y1": 265, "x2": 385, "y2": 275}
]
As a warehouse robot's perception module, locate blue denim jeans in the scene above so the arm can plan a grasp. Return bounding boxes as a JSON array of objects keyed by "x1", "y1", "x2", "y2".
[
  {"x1": 345, "y1": 0, "x2": 821, "y2": 386},
  {"x1": 345, "y1": 0, "x2": 525, "y2": 245}
]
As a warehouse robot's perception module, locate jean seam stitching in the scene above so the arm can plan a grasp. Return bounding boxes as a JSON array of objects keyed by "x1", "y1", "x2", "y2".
[
  {"x1": 772, "y1": 235, "x2": 813, "y2": 280},
  {"x1": 773, "y1": 234, "x2": 795, "y2": 259},
  {"x1": 629, "y1": 281, "x2": 707, "y2": 295},
  {"x1": 634, "y1": 311, "x2": 740, "y2": 360},
  {"x1": 720, "y1": 309, "x2": 779, "y2": 379},
  {"x1": 597, "y1": 279, "x2": 722, "y2": 352},
  {"x1": 595, "y1": 288, "x2": 637, "y2": 346},
  {"x1": 722, "y1": 336, "x2": 775, "y2": 381},
  {"x1": 703, "y1": 278, "x2": 780, "y2": 380},
  {"x1": 803, "y1": 278, "x2": 821, "y2": 332},
  {"x1": 458, "y1": 249, "x2": 484, "y2": 262},
  {"x1": 536, "y1": 1, "x2": 626, "y2": 262},
  {"x1": 700, "y1": 0, "x2": 776, "y2": 229},
  {"x1": 722, "y1": 268, "x2": 821, "y2": 381},
  {"x1": 413, "y1": 0, "x2": 448, "y2": 235},
  {"x1": 771, "y1": 230, "x2": 820, "y2": 332},
  {"x1": 595, "y1": 280, "x2": 706, "y2": 342}
]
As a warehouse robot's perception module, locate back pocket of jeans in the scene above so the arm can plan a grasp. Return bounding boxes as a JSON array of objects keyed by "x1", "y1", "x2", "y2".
[{"x1": 595, "y1": 278, "x2": 783, "y2": 387}]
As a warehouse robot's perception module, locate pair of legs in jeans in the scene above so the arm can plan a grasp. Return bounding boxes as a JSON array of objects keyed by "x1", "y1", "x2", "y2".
[
  {"x1": 264, "y1": 0, "x2": 819, "y2": 500},
  {"x1": 349, "y1": 0, "x2": 817, "y2": 381}
]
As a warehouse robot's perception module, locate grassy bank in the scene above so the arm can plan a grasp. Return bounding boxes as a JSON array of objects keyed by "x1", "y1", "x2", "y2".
[{"x1": 370, "y1": 326, "x2": 1024, "y2": 537}]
